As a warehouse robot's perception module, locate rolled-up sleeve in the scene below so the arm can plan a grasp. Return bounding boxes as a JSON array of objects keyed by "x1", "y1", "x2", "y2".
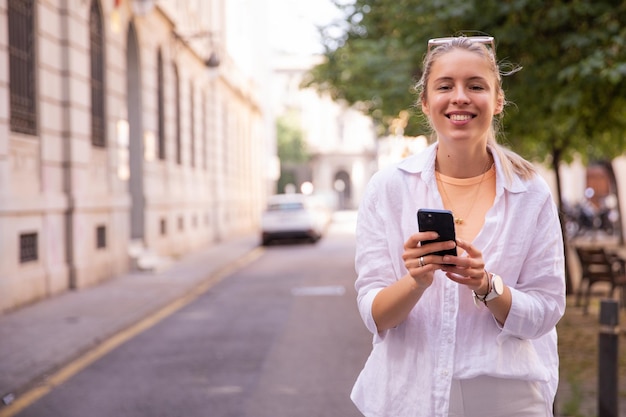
[
  {"x1": 498, "y1": 193, "x2": 566, "y2": 342},
  {"x1": 354, "y1": 170, "x2": 406, "y2": 339}
]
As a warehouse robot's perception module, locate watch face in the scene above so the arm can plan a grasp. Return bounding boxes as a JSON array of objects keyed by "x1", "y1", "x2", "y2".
[{"x1": 492, "y1": 275, "x2": 504, "y2": 295}]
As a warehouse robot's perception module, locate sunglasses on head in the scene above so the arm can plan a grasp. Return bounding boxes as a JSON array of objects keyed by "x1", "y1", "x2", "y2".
[{"x1": 427, "y1": 36, "x2": 495, "y2": 54}]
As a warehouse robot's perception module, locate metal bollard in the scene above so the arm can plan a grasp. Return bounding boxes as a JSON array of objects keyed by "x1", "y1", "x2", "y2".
[{"x1": 598, "y1": 299, "x2": 620, "y2": 417}]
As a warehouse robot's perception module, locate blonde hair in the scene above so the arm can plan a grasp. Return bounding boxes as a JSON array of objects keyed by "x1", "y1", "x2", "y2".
[{"x1": 415, "y1": 36, "x2": 535, "y2": 183}]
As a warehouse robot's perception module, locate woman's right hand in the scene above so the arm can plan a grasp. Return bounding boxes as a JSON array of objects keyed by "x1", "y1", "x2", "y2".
[
  {"x1": 402, "y1": 232, "x2": 456, "y2": 287},
  {"x1": 373, "y1": 232, "x2": 455, "y2": 331}
]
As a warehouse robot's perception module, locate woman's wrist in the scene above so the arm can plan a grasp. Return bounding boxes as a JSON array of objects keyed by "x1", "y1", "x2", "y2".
[
  {"x1": 407, "y1": 273, "x2": 431, "y2": 292},
  {"x1": 474, "y1": 269, "x2": 490, "y2": 296}
]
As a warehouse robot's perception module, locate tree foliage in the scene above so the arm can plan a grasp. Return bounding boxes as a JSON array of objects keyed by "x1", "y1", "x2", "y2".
[
  {"x1": 304, "y1": 0, "x2": 626, "y2": 167},
  {"x1": 276, "y1": 113, "x2": 310, "y2": 193},
  {"x1": 276, "y1": 113, "x2": 309, "y2": 164}
]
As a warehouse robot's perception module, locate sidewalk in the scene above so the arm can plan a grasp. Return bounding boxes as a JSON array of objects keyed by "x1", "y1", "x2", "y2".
[{"x1": 0, "y1": 233, "x2": 261, "y2": 404}]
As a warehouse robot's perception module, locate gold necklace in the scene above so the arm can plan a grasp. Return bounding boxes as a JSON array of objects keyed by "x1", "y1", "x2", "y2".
[{"x1": 436, "y1": 157, "x2": 492, "y2": 225}]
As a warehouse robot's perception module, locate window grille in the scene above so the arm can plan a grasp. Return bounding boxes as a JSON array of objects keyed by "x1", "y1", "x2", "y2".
[
  {"x1": 90, "y1": 0, "x2": 106, "y2": 147},
  {"x1": 174, "y1": 65, "x2": 182, "y2": 164},
  {"x1": 202, "y1": 93, "x2": 208, "y2": 170},
  {"x1": 190, "y1": 81, "x2": 195, "y2": 167},
  {"x1": 157, "y1": 50, "x2": 165, "y2": 159},
  {"x1": 96, "y1": 225, "x2": 106, "y2": 249},
  {"x1": 8, "y1": 0, "x2": 37, "y2": 135},
  {"x1": 19, "y1": 232, "x2": 38, "y2": 263}
]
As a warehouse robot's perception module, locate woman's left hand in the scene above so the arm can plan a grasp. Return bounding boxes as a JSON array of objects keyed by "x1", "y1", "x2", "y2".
[{"x1": 441, "y1": 239, "x2": 488, "y2": 292}]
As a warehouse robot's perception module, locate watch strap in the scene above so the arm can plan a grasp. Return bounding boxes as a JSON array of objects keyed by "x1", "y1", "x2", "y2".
[
  {"x1": 472, "y1": 271, "x2": 492, "y2": 306},
  {"x1": 473, "y1": 272, "x2": 501, "y2": 306}
]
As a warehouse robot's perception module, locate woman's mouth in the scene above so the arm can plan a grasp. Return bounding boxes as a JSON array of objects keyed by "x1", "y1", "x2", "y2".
[{"x1": 447, "y1": 113, "x2": 474, "y2": 121}]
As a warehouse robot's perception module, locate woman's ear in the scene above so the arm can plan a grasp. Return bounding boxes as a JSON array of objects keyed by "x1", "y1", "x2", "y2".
[
  {"x1": 494, "y1": 92, "x2": 504, "y2": 115},
  {"x1": 421, "y1": 98, "x2": 430, "y2": 116}
]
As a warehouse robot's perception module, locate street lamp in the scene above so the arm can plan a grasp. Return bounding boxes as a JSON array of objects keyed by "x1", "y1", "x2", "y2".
[
  {"x1": 173, "y1": 30, "x2": 220, "y2": 69},
  {"x1": 204, "y1": 51, "x2": 220, "y2": 68}
]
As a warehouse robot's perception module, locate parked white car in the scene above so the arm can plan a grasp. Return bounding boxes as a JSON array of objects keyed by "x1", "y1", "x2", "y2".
[{"x1": 260, "y1": 194, "x2": 331, "y2": 246}]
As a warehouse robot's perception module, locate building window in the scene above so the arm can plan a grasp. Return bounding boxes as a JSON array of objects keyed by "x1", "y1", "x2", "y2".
[
  {"x1": 19, "y1": 232, "x2": 38, "y2": 263},
  {"x1": 96, "y1": 225, "x2": 107, "y2": 249},
  {"x1": 90, "y1": 0, "x2": 106, "y2": 147},
  {"x1": 157, "y1": 49, "x2": 165, "y2": 160},
  {"x1": 178, "y1": 216, "x2": 184, "y2": 231},
  {"x1": 8, "y1": 0, "x2": 37, "y2": 135},
  {"x1": 202, "y1": 93, "x2": 208, "y2": 170},
  {"x1": 174, "y1": 65, "x2": 182, "y2": 164},
  {"x1": 160, "y1": 218, "x2": 167, "y2": 235},
  {"x1": 190, "y1": 81, "x2": 195, "y2": 168}
]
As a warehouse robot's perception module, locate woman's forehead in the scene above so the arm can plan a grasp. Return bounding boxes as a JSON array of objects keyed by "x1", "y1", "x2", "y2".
[{"x1": 429, "y1": 49, "x2": 495, "y2": 80}]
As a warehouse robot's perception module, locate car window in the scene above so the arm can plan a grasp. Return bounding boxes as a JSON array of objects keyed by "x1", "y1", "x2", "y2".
[{"x1": 268, "y1": 202, "x2": 304, "y2": 211}]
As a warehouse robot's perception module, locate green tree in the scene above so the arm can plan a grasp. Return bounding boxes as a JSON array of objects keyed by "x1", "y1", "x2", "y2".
[
  {"x1": 305, "y1": 0, "x2": 626, "y2": 289},
  {"x1": 276, "y1": 113, "x2": 310, "y2": 193},
  {"x1": 307, "y1": 0, "x2": 626, "y2": 173},
  {"x1": 277, "y1": 113, "x2": 308, "y2": 163}
]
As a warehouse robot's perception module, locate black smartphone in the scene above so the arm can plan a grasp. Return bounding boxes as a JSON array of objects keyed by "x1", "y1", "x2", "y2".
[{"x1": 417, "y1": 208, "x2": 457, "y2": 257}]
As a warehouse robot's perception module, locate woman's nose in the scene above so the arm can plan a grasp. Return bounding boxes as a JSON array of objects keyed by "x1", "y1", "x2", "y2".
[{"x1": 451, "y1": 87, "x2": 470, "y2": 104}]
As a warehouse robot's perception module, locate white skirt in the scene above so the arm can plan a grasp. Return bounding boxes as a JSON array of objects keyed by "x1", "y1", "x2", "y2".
[{"x1": 448, "y1": 375, "x2": 550, "y2": 417}]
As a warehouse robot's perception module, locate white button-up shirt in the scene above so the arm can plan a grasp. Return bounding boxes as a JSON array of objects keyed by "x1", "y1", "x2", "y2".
[{"x1": 351, "y1": 144, "x2": 566, "y2": 417}]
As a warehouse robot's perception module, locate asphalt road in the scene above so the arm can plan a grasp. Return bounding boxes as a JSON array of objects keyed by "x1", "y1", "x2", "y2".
[{"x1": 14, "y1": 213, "x2": 372, "y2": 417}]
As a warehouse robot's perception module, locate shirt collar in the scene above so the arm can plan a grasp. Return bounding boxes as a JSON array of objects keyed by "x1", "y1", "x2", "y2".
[{"x1": 396, "y1": 142, "x2": 528, "y2": 194}]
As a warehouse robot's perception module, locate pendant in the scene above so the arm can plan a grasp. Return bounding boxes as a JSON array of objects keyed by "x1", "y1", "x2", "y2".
[{"x1": 454, "y1": 217, "x2": 463, "y2": 225}]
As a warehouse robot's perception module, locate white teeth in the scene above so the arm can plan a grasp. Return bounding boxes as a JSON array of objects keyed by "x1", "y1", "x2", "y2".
[{"x1": 449, "y1": 114, "x2": 472, "y2": 121}]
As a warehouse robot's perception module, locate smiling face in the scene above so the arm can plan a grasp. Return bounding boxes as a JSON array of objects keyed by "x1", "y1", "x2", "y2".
[{"x1": 421, "y1": 48, "x2": 504, "y2": 148}]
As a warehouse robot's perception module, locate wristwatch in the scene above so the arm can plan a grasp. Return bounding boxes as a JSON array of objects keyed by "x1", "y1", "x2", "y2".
[{"x1": 473, "y1": 273, "x2": 504, "y2": 306}]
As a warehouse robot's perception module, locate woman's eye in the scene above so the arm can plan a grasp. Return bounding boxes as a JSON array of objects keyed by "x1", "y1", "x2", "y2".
[{"x1": 470, "y1": 84, "x2": 486, "y2": 91}]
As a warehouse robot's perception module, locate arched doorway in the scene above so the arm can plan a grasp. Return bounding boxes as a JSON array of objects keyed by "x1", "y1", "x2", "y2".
[
  {"x1": 334, "y1": 170, "x2": 352, "y2": 210},
  {"x1": 126, "y1": 22, "x2": 144, "y2": 240}
]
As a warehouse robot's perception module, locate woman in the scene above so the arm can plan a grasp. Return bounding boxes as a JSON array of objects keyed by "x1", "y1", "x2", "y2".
[{"x1": 351, "y1": 36, "x2": 566, "y2": 417}]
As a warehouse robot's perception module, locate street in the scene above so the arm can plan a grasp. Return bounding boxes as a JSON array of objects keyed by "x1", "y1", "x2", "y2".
[{"x1": 13, "y1": 212, "x2": 372, "y2": 417}]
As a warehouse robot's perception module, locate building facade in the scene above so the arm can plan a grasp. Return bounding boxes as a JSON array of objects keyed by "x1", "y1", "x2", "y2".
[{"x1": 0, "y1": 0, "x2": 271, "y2": 313}]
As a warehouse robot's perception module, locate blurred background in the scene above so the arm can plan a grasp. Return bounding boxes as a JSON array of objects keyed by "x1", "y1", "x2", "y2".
[{"x1": 1, "y1": 1, "x2": 626, "y2": 416}]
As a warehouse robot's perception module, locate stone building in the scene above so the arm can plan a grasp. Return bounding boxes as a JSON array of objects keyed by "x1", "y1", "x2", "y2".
[{"x1": 0, "y1": 0, "x2": 271, "y2": 313}]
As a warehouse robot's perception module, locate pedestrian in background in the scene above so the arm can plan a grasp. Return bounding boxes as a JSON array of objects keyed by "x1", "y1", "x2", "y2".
[{"x1": 350, "y1": 35, "x2": 566, "y2": 417}]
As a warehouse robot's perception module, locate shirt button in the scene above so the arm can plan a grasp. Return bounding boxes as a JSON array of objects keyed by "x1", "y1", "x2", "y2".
[{"x1": 442, "y1": 370, "x2": 449, "y2": 376}]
